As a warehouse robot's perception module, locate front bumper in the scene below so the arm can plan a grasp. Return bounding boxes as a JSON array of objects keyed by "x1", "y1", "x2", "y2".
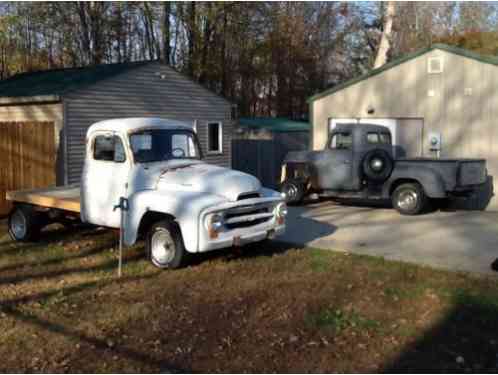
[
  {"x1": 197, "y1": 196, "x2": 286, "y2": 252},
  {"x1": 200, "y1": 223, "x2": 286, "y2": 252}
]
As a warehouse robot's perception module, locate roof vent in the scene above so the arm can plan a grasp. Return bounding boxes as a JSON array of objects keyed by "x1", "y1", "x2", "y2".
[{"x1": 428, "y1": 57, "x2": 443, "y2": 74}]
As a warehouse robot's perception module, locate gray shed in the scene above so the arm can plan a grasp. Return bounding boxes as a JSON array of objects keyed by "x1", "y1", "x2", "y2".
[
  {"x1": 0, "y1": 61, "x2": 234, "y2": 191},
  {"x1": 309, "y1": 44, "x2": 497, "y2": 209}
]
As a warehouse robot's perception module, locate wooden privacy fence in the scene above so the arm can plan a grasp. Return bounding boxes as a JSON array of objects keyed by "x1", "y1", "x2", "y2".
[{"x1": 0, "y1": 121, "x2": 56, "y2": 217}]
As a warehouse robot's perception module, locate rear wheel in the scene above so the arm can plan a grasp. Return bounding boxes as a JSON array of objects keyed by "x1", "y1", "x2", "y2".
[
  {"x1": 146, "y1": 220, "x2": 189, "y2": 269},
  {"x1": 8, "y1": 205, "x2": 44, "y2": 242},
  {"x1": 280, "y1": 179, "x2": 306, "y2": 205},
  {"x1": 392, "y1": 183, "x2": 428, "y2": 215}
]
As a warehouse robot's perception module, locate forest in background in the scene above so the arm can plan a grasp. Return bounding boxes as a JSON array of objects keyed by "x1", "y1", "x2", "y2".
[{"x1": 1, "y1": 1, "x2": 498, "y2": 119}]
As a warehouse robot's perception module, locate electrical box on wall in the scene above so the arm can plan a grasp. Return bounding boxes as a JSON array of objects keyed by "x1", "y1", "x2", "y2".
[{"x1": 428, "y1": 132, "x2": 442, "y2": 151}]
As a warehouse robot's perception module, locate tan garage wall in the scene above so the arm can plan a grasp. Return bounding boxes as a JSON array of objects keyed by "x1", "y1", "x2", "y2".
[
  {"x1": 311, "y1": 48, "x2": 498, "y2": 209},
  {"x1": 0, "y1": 102, "x2": 64, "y2": 185}
]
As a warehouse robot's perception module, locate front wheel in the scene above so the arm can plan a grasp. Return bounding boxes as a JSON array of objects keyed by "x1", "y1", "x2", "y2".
[
  {"x1": 392, "y1": 183, "x2": 429, "y2": 215},
  {"x1": 280, "y1": 179, "x2": 306, "y2": 205},
  {"x1": 146, "y1": 220, "x2": 189, "y2": 269}
]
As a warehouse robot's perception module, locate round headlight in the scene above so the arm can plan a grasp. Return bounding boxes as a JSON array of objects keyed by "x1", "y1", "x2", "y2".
[
  {"x1": 207, "y1": 213, "x2": 224, "y2": 232},
  {"x1": 276, "y1": 203, "x2": 288, "y2": 218}
]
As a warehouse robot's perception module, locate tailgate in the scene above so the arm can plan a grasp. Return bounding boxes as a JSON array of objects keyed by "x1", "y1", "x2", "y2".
[{"x1": 458, "y1": 160, "x2": 487, "y2": 186}]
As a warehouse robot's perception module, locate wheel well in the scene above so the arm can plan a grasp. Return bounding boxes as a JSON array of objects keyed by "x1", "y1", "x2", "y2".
[
  {"x1": 137, "y1": 211, "x2": 178, "y2": 239},
  {"x1": 284, "y1": 162, "x2": 311, "y2": 182},
  {"x1": 389, "y1": 178, "x2": 422, "y2": 196}
]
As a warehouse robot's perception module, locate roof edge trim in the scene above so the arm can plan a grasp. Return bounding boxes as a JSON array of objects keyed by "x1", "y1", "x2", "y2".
[
  {"x1": 0, "y1": 95, "x2": 61, "y2": 105},
  {"x1": 307, "y1": 43, "x2": 498, "y2": 104}
]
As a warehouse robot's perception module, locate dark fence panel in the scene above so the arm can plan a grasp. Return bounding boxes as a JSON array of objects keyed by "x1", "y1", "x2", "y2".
[{"x1": 232, "y1": 132, "x2": 309, "y2": 189}]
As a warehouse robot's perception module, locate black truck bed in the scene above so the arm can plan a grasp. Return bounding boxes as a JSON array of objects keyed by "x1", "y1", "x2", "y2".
[
  {"x1": 395, "y1": 158, "x2": 487, "y2": 189},
  {"x1": 397, "y1": 157, "x2": 486, "y2": 162}
]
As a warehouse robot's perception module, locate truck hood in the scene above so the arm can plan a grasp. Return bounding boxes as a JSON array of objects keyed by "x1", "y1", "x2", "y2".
[
  {"x1": 284, "y1": 150, "x2": 321, "y2": 163},
  {"x1": 154, "y1": 161, "x2": 262, "y2": 202}
]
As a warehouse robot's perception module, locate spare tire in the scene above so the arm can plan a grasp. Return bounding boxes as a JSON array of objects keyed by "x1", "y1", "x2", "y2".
[{"x1": 362, "y1": 149, "x2": 394, "y2": 183}]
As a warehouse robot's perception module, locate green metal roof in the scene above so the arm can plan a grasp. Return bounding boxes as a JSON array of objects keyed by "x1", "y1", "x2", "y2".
[
  {"x1": 238, "y1": 117, "x2": 310, "y2": 133},
  {"x1": 308, "y1": 43, "x2": 498, "y2": 103},
  {"x1": 0, "y1": 60, "x2": 151, "y2": 98}
]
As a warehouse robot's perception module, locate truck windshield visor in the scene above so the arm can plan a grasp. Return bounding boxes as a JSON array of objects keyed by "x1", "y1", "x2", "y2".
[{"x1": 129, "y1": 129, "x2": 201, "y2": 163}]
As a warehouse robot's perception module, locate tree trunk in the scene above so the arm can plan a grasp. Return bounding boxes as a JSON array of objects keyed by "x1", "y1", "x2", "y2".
[
  {"x1": 220, "y1": 9, "x2": 227, "y2": 96},
  {"x1": 90, "y1": 2, "x2": 105, "y2": 64},
  {"x1": 76, "y1": 2, "x2": 92, "y2": 64},
  {"x1": 374, "y1": 2, "x2": 396, "y2": 69},
  {"x1": 187, "y1": 2, "x2": 196, "y2": 77},
  {"x1": 162, "y1": 2, "x2": 171, "y2": 64},
  {"x1": 199, "y1": 3, "x2": 212, "y2": 84}
]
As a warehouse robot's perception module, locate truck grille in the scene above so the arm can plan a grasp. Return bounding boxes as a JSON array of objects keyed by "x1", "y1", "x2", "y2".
[{"x1": 224, "y1": 205, "x2": 273, "y2": 230}]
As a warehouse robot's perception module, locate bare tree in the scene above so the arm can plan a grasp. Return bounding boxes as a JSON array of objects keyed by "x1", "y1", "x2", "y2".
[
  {"x1": 374, "y1": 1, "x2": 396, "y2": 69},
  {"x1": 162, "y1": 2, "x2": 171, "y2": 64}
]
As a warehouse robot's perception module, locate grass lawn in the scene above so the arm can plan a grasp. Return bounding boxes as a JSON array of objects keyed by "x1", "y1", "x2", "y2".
[{"x1": 0, "y1": 221, "x2": 497, "y2": 373}]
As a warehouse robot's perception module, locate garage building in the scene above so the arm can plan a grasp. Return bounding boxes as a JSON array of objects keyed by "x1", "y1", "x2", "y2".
[
  {"x1": 0, "y1": 61, "x2": 234, "y2": 216},
  {"x1": 308, "y1": 44, "x2": 497, "y2": 209}
]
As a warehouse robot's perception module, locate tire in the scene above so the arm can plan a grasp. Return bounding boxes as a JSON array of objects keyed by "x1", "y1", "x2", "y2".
[
  {"x1": 8, "y1": 205, "x2": 43, "y2": 242},
  {"x1": 392, "y1": 183, "x2": 429, "y2": 215},
  {"x1": 146, "y1": 220, "x2": 189, "y2": 269},
  {"x1": 280, "y1": 179, "x2": 306, "y2": 205},
  {"x1": 362, "y1": 149, "x2": 394, "y2": 183}
]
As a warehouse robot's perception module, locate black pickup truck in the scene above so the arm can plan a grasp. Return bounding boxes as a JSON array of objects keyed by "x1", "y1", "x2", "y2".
[{"x1": 280, "y1": 123, "x2": 488, "y2": 215}]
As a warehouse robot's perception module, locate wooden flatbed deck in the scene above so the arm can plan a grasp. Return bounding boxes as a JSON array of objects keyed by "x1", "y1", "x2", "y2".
[{"x1": 6, "y1": 185, "x2": 81, "y2": 213}]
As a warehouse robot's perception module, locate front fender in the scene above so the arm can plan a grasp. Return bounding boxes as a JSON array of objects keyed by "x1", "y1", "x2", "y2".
[
  {"x1": 384, "y1": 165, "x2": 447, "y2": 198},
  {"x1": 123, "y1": 190, "x2": 226, "y2": 251}
]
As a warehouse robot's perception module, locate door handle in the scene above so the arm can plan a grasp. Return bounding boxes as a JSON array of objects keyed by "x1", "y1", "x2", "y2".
[{"x1": 343, "y1": 160, "x2": 351, "y2": 164}]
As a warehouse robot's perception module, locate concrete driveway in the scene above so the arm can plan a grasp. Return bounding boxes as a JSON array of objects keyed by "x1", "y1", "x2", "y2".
[{"x1": 280, "y1": 200, "x2": 498, "y2": 275}]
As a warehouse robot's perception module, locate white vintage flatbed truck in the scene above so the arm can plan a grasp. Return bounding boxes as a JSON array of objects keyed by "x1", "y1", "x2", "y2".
[{"x1": 6, "y1": 118, "x2": 287, "y2": 269}]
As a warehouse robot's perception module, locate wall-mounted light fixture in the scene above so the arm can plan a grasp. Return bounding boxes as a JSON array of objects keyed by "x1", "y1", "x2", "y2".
[{"x1": 366, "y1": 105, "x2": 375, "y2": 115}]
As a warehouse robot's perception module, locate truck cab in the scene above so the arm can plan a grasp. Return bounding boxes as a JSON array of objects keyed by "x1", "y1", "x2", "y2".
[
  {"x1": 281, "y1": 123, "x2": 488, "y2": 215},
  {"x1": 310, "y1": 124, "x2": 393, "y2": 191}
]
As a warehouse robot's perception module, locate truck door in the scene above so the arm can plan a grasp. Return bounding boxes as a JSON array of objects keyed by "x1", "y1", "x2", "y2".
[
  {"x1": 81, "y1": 131, "x2": 129, "y2": 228},
  {"x1": 314, "y1": 131, "x2": 353, "y2": 190}
]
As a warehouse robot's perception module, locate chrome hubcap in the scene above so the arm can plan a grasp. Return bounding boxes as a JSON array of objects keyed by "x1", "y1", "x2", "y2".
[
  {"x1": 398, "y1": 190, "x2": 418, "y2": 211},
  {"x1": 151, "y1": 229, "x2": 175, "y2": 265},
  {"x1": 11, "y1": 210, "x2": 27, "y2": 239},
  {"x1": 284, "y1": 184, "x2": 298, "y2": 201},
  {"x1": 371, "y1": 158, "x2": 384, "y2": 171}
]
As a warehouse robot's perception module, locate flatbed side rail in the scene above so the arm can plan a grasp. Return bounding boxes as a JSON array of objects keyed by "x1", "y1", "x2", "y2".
[{"x1": 5, "y1": 185, "x2": 81, "y2": 213}]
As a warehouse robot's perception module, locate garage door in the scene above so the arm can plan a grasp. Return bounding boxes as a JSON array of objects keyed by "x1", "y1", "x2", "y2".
[
  {"x1": 0, "y1": 122, "x2": 56, "y2": 217},
  {"x1": 329, "y1": 118, "x2": 423, "y2": 158},
  {"x1": 396, "y1": 118, "x2": 424, "y2": 158}
]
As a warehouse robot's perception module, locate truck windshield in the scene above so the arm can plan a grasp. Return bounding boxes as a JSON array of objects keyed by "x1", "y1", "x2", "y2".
[{"x1": 129, "y1": 129, "x2": 201, "y2": 163}]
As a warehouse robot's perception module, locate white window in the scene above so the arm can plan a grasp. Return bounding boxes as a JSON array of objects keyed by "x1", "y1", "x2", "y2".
[
  {"x1": 172, "y1": 133, "x2": 199, "y2": 158},
  {"x1": 428, "y1": 57, "x2": 443, "y2": 74},
  {"x1": 207, "y1": 122, "x2": 223, "y2": 154},
  {"x1": 94, "y1": 135, "x2": 126, "y2": 162}
]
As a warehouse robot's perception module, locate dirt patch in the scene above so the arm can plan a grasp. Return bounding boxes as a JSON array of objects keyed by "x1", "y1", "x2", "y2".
[{"x1": 0, "y1": 225, "x2": 498, "y2": 372}]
